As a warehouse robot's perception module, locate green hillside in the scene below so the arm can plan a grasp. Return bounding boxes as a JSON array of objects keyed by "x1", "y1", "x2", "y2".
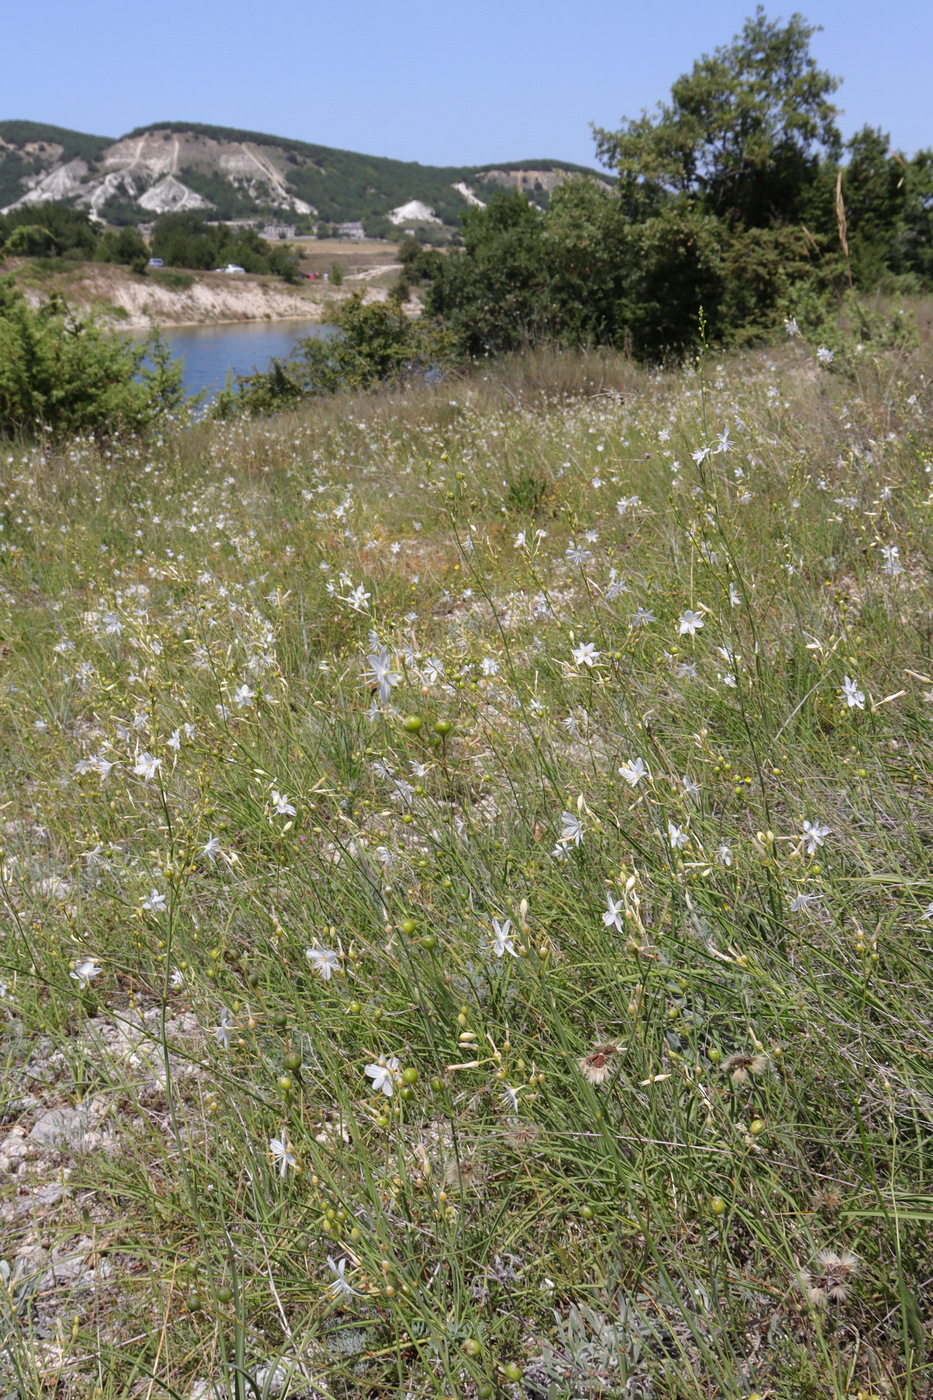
[{"x1": 0, "y1": 120, "x2": 112, "y2": 209}]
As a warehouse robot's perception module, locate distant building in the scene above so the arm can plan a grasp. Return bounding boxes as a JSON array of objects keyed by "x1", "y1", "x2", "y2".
[
  {"x1": 262, "y1": 223, "x2": 296, "y2": 241},
  {"x1": 335, "y1": 221, "x2": 366, "y2": 240}
]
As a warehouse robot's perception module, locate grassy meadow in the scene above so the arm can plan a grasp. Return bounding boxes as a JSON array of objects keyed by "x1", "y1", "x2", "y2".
[{"x1": 1, "y1": 321, "x2": 933, "y2": 1400}]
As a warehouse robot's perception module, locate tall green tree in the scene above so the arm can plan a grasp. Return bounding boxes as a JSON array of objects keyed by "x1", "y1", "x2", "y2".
[{"x1": 593, "y1": 6, "x2": 841, "y2": 227}]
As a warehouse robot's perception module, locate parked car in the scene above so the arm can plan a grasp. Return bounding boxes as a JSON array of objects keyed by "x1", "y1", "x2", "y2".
[
  {"x1": 147, "y1": 257, "x2": 164, "y2": 268},
  {"x1": 214, "y1": 264, "x2": 246, "y2": 274}
]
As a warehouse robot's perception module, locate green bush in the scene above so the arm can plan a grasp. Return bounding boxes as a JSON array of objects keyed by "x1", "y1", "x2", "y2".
[
  {"x1": 224, "y1": 293, "x2": 458, "y2": 416},
  {"x1": 2, "y1": 224, "x2": 60, "y2": 258},
  {"x1": 0, "y1": 276, "x2": 185, "y2": 438}
]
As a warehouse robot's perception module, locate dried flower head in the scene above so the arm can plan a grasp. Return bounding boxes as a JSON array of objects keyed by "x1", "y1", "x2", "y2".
[
  {"x1": 578, "y1": 1042, "x2": 622, "y2": 1085},
  {"x1": 798, "y1": 1249, "x2": 859, "y2": 1305},
  {"x1": 723, "y1": 1052, "x2": 769, "y2": 1084},
  {"x1": 503, "y1": 1122, "x2": 540, "y2": 1151},
  {"x1": 444, "y1": 1155, "x2": 481, "y2": 1191},
  {"x1": 811, "y1": 1185, "x2": 844, "y2": 1216}
]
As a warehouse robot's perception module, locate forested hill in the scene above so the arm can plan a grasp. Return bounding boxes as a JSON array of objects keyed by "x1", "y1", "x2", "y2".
[{"x1": 0, "y1": 119, "x2": 604, "y2": 234}]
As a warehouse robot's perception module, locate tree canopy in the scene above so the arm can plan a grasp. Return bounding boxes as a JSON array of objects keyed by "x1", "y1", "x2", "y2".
[{"x1": 594, "y1": 6, "x2": 841, "y2": 227}]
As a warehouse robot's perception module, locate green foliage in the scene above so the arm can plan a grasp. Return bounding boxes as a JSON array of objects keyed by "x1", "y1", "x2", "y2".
[
  {"x1": 429, "y1": 12, "x2": 930, "y2": 362},
  {"x1": 94, "y1": 225, "x2": 149, "y2": 273},
  {"x1": 2, "y1": 224, "x2": 59, "y2": 258},
  {"x1": 397, "y1": 235, "x2": 445, "y2": 285},
  {"x1": 227, "y1": 293, "x2": 459, "y2": 415},
  {"x1": 0, "y1": 276, "x2": 185, "y2": 438},
  {"x1": 427, "y1": 190, "x2": 558, "y2": 355},
  {"x1": 150, "y1": 212, "x2": 298, "y2": 278},
  {"x1": 594, "y1": 5, "x2": 841, "y2": 226},
  {"x1": 0, "y1": 204, "x2": 99, "y2": 259}
]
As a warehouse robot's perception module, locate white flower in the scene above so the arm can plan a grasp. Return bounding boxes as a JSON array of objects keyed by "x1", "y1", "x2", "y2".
[
  {"x1": 491, "y1": 917, "x2": 517, "y2": 958},
  {"x1": 167, "y1": 728, "x2": 182, "y2": 751},
  {"x1": 513, "y1": 530, "x2": 527, "y2": 548},
  {"x1": 717, "y1": 843, "x2": 732, "y2": 867},
  {"x1": 362, "y1": 646, "x2": 399, "y2": 704},
  {"x1": 802, "y1": 820, "x2": 831, "y2": 855},
  {"x1": 170, "y1": 969, "x2": 185, "y2": 988},
  {"x1": 342, "y1": 584, "x2": 371, "y2": 612},
  {"x1": 618, "y1": 757, "x2": 648, "y2": 787},
  {"x1": 729, "y1": 583, "x2": 742, "y2": 607},
  {"x1": 678, "y1": 609, "x2": 705, "y2": 636},
  {"x1": 572, "y1": 642, "x2": 599, "y2": 668},
  {"x1": 879, "y1": 544, "x2": 903, "y2": 577},
  {"x1": 602, "y1": 894, "x2": 624, "y2": 931},
  {"x1": 682, "y1": 774, "x2": 701, "y2": 799},
  {"x1": 133, "y1": 752, "x2": 162, "y2": 781},
  {"x1": 215, "y1": 1007, "x2": 235, "y2": 1048},
  {"x1": 790, "y1": 891, "x2": 820, "y2": 912},
  {"x1": 269, "y1": 1132, "x2": 299, "y2": 1177},
  {"x1": 841, "y1": 676, "x2": 865, "y2": 710},
  {"x1": 70, "y1": 959, "x2": 100, "y2": 989},
  {"x1": 668, "y1": 823, "x2": 688, "y2": 849},
  {"x1": 365, "y1": 1056, "x2": 401, "y2": 1097},
  {"x1": 306, "y1": 944, "x2": 341, "y2": 980},
  {"x1": 816, "y1": 346, "x2": 835, "y2": 365},
  {"x1": 630, "y1": 607, "x2": 656, "y2": 627},
  {"x1": 784, "y1": 316, "x2": 800, "y2": 337},
  {"x1": 921, "y1": 902, "x2": 933, "y2": 921},
  {"x1": 560, "y1": 812, "x2": 584, "y2": 847},
  {"x1": 326, "y1": 1256, "x2": 361, "y2": 1301},
  {"x1": 271, "y1": 791, "x2": 296, "y2": 816},
  {"x1": 142, "y1": 889, "x2": 166, "y2": 913},
  {"x1": 481, "y1": 657, "x2": 500, "y2": 677},
  {"x1": 202, "y1": 835, "x2": 221, "y2": 862},
  {"x1": 233, "y1": 684, "x2": 255, "y2": 708},
  {"x1": 565, "y1": 542, "x2": 592, "y2": 565}
]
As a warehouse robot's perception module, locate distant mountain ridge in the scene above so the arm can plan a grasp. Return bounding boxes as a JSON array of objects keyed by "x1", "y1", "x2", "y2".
[{"x1": 0, "y1": 120, "x2": 606, "y2": 232}]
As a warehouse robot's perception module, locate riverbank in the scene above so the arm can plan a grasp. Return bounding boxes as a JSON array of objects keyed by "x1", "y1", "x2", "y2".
[{"x1": 4, "y1": 245, "x2": 407, "y2": 328}]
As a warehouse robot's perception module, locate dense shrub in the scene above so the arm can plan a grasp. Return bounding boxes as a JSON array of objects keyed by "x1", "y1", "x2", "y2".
[
  {"x1": 221, "y1": 293, "x2": 458, "y2": 416},
  {"x1": 0, "y1": 276, "x2": 184, "y2": 438}
]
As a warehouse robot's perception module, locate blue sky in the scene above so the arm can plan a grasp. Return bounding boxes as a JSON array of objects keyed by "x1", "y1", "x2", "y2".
[{"x1": 13, "y1": 0, "x2": 931, "y2": 167}]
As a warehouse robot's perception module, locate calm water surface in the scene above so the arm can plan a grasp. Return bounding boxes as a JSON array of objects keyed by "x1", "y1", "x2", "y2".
[{"x1": 143, "y1": 320, "x2": 333, "y2": 399}]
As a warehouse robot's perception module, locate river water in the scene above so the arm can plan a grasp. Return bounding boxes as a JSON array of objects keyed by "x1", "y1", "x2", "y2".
[{"x1": 143, "y1": 320, "x2": 333, "y2": 400}]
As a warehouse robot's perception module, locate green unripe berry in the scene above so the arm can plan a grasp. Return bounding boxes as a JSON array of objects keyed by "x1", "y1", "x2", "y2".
[
  {"x1": 283, "y1": 1051, "x2": 302, "y2": 1072},
  {"x1": 402, "y1": 716, "x2": 423, "y2": 734},
  {"x1": 215, "y1": 1286, "x2": 233, "y2": 1304},
  {"x1": 710, "y1": 1196, "x2": 727, "y2": 1217},
  {"x1": 272, "y1": 1012, "x2": 287, "y2": 1029},
  {"x1": 399, "y1": 918, "x2": 416, "y2": 936},
  {"x1": 401, "y1": 1067, "x2": 419, "y2": 1084},
  {"x1": 503, "y1": 1363, "x2": 523, "y2": 1383},
  {"x1": 433, "y1": 719, "x2": 452, "y2": 736},
  {"x1": 463, "y1": 1337, "x2": 482, "y2": 1358}
]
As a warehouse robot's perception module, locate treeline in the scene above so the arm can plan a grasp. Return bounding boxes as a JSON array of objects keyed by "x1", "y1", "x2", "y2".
[
  {"x1": 148, "y1": 213, "x2": 299, "y2": 278},
  {"x1": 0, "y1": 206, "x2": 299, "y2": 279},
  {"x1": 0, "y1": 205, "x2": 150, "y2": 271},
  {"x1": 420, "y1": 11, "x2": 933, "y2": 362}
]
